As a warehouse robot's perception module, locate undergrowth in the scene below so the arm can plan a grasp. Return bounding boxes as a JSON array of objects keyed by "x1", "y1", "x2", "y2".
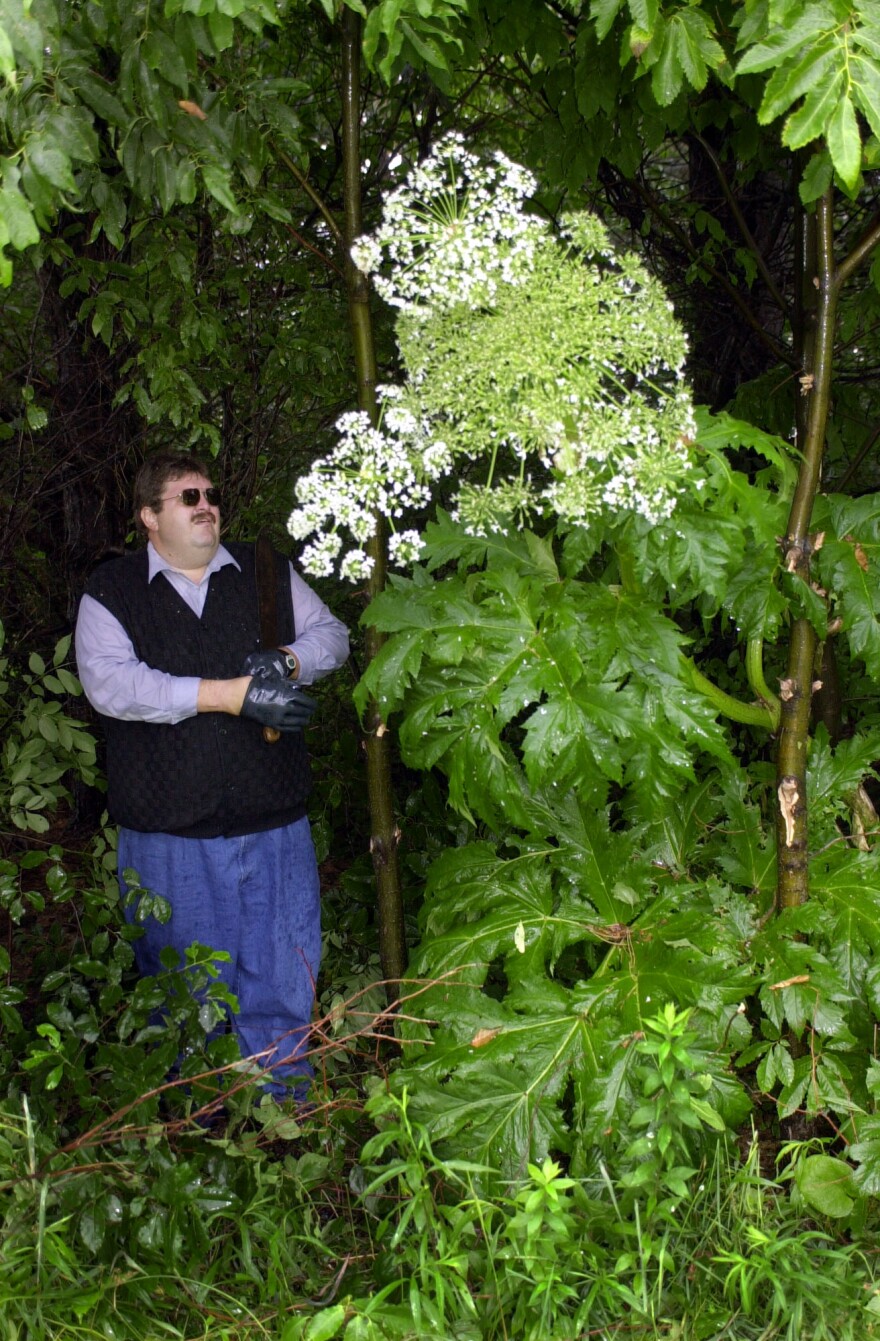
[{"x1": 2, "y1": 626, "x2": 880, "y2": 1340}]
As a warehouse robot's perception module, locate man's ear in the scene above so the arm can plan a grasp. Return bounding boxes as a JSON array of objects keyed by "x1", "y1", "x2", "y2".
[{"x1": 140, "y1": 505, "x2": 158, "y2": 534}]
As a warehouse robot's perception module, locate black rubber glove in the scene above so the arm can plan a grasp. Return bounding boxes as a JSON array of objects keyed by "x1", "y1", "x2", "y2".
[
  {"x1": 240, "y1": 649, "x2": 291, "y2": 680},
  {"x1": 240, "y1": 677, "x2": 316, "y2": 731}
]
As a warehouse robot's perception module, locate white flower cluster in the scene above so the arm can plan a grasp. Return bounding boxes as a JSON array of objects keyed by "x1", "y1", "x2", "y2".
[
  {"x1": 350, "y1": 132, "x2": 546, "y2": 315},
  {"x1": 289, "y1": 402, "x2": 433, "y2": 578},
  {"x1": 289, "y1": 139, "x2": 699, "y2": 580}
]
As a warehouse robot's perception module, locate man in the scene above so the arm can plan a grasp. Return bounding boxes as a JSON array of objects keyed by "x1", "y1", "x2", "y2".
[{"x1": 75, "y1": 452, "x2": 349, "y2": 1100}]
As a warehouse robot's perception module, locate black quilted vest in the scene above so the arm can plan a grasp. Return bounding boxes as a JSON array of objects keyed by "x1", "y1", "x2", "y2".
[{"x1": 84, "y1": 542, "x2": 311, "y2": 837}]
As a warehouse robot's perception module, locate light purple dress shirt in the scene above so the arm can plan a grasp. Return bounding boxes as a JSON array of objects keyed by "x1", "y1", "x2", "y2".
[{"x1": 75, "y1": 542, "x2": 349, "y2": 724}]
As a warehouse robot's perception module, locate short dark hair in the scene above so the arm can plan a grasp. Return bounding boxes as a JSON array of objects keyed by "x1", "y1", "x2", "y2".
[{"x1": 133, "y1": 452, "x2": 214, "y2": 538}]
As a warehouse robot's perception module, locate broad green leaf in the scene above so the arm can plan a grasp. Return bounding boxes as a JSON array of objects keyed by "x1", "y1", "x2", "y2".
[
  {"x1": 399, "y1": 19, "x2": 446, "y2": 70},
  {"x1": 779, "y1": 569, "x2": 827, "y2": 637},
  {"x1": 75, "y1": 72, "x2": 127, "y2": 127},
  {"x1": 852, "y1": 53, "x2": 880, "y2": 140},
  {"x1": 713, "y1": 771, "x2": 775, "y2": 902},
  {"x1": 795, "y1": 1154, "x2": 856, "y2": 1217},
  {"x1": 759, "y1": 42, "x2": 837, "y2": 125},
  {"x1": 0, "y1": 23, "x2": 14, "y2": 84},
  {"x1": 529, "y1": 788, "x2": 655, "y2": 925},
  {"x1": 628, "y1": 0, "x2": 658, "y2": 31},
  {"x1": 26, "y1": 143, "x2": 76, "y2": 194},
  {"x1": 694, "y1": 408, "x2": 797, "y2": 490},
  {"x1": 673, "y1": 10, "x2": 723, "y2": 91},
  {"x1": 651, "y1": 26, "x2": 683, "y2": 107},
  {"x1": 722, "y1": 562, "x2": 787, "y2": 641},
  {"x1": 402, "y1": 1056, "x2": 571, "y2": 1174},
  {"x1": 811, "y1": 849, "x2": 880, "y2": 956},
  {"x1": 649, "y1": 505, "x2": 746, "y2": 606},
  {"x1": 590, "y1": 0, "x2": 625, "y2": 43},
  {"x1": 0, "y1": 185, "x2": 38, "y2": 250},
  {"x1": 851, "y1": 1114, "x2": 880, "y2": 1194},
  {"x1": 153, "y1": 152, "x2": 178, "y2": 214},
  {"x1": 819, "y1": 534, "x2": 880, "y2": 677},
  {"x1": 782, "y1": 71, "x2": 845, "y2": 151},
  {"x1": 0, "y1": 0, "x2": 43, "y2": 73},
  {"x1": 806, "y1": 726, "x2": 880, "y2": 811},
  {"x1": 302, "y1": 1304, "x2": 347, "y2": 1341},
  {"x1": 799, "y1": 148, "x2": 834, "y2": 203},
  {"x1": 201, "y1": 164, "x2": 237, "y2": 212},
  {"x1": 43, "y1": 106, "x2": 100, "y2": 165},
  {"x1": 735, "y1": 8, "x2": 837, "y2": 74},
  {"x1": 826, "y1": 92, "x2": 862, "y2": 189},
  {"x1": 208, "y1": 9, "x2": 234, "y2": 49},
  {"x1": 142, "y1": 28, "x2": 190, "y2": 92},
  {"x1": 352, "y1": 627, "x2": 425, "y2": 716}
]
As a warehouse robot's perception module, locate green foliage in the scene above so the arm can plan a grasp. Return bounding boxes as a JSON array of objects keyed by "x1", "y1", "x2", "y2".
[
  {"x1": 362, "y1": 0, "x2": 470, "y2": 82},
  {"x1": 0, "y1": 0, "x2": 283, "y2": 280},
  {"x1": 733, "y1": 0, "x2": 880, "y2": 194},
  {"x1": 0, "y1": 620, "x2": 100, "y2": 835},
  {"x1": 349, "y1": 444, "x2": 880, "y2": 1189},
  {"x1": 292, "y1": 1078, "x2": 877, "y2": 1341}
]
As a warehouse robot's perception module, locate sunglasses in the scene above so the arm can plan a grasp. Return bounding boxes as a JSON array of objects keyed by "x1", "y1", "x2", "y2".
[{"x1": 160, "y1": 487, "x2": 222, "y2": 508}]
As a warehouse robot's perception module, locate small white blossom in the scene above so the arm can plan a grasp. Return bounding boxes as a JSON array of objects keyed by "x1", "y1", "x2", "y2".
[
  {"x1": 389, "y1": 529, "x2": 425, "y2": 566},
  {"x1": 340, "y1": 549, "x2": 375, "y2": 582},
  {"x1": 300, "y1": 532, "x2": 343, "y2": 578},
  {"x1": 350, "y1": 236, "x2": 382, "y2": 274}
]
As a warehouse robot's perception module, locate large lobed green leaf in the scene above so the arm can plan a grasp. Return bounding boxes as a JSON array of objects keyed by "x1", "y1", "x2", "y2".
[{"x1": 359, "y1": 522, "x2": 740, "y2": 825}]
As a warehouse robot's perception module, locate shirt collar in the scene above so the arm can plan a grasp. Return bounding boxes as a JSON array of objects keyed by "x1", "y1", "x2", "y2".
[{"x1": 147, "y1": 541, "x2": 241, "y2": 585}]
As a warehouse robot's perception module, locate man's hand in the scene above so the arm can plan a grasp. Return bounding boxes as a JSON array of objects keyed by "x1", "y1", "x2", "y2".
[
  {"x1": 239, "y1": 677, "x2": 315, "y2": 732},
  {"x1": 240, "y1": 649, "x2": 292, "y2": 680}
]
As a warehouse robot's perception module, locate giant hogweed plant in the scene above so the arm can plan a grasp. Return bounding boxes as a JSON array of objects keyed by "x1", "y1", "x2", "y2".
[{"x1": 291, "y1": 141, "x2": 880, "y2": 1187}]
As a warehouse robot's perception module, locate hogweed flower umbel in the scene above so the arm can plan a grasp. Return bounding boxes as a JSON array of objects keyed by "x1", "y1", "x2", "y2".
[{"x1": 288, "y1": 136, "x2": 698, "y2": 581}]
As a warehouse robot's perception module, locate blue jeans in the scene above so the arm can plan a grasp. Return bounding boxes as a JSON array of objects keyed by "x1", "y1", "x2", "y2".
[{"x1": 118, "y1": 817, "x2": 321, "y2": 1096}]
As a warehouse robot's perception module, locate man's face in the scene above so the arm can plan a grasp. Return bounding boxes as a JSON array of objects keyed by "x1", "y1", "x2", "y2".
[{"x1": 140, "y1": 472, "x2": 221, "y2": 571}]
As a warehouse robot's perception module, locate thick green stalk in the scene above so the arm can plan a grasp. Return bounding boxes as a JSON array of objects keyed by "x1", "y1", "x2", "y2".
[
  {"x1": 775, "y1": 197, "x2": 880, "y2": 909},
  {"x1": 340, "y1": 8, "x2": 406, "y2": 988},
  {"x1": 684, "y1": 655, "x2": 778, "y2": 730},
  {"x1": 775, "y1": 191, "x2": 836, "y2": 909}
]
